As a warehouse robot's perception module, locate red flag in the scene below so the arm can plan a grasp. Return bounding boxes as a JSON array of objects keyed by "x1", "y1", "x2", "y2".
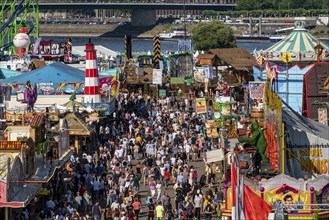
[
  {"x1": 244, "y1": 184, "x2": 271, "y2": 220},
  {"x1": 231, "y1": 157, "x2": 237, "y2": 207}
]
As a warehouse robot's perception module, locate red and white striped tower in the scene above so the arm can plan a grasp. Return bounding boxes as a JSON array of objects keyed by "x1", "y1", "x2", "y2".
[{"x1": 84, "y1": 40, "x2": 101, "y2": 103}]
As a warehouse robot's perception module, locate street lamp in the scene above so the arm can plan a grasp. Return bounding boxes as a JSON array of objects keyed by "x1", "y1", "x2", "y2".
[
  {"x1": 183, "y1": 0, "x2": 186, "y2": 41},
  {"x1": 314, "y1": 41, "x2": 323, "y2": 63}
]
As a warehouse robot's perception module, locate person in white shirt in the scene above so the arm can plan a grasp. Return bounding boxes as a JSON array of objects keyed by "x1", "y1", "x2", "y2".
[
  {"x1": 185, "y1": 143, "x2": 191, "y2": 162},
  {"x1": 194, "y1": 191, "x2": 203, "y2": 219},
  {"x1": 111, "y1": 199, "x2": 120, "y2": 211},
  {"x1": 86, "y1": 154, "x2": 92, "y2": 164}
]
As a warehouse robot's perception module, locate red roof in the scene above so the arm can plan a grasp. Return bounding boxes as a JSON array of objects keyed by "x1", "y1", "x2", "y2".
[{"x1": 30, "y1": 114, "x2": 44, "y2": 127}]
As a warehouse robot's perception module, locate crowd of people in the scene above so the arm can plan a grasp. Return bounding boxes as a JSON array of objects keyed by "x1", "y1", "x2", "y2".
[{"x1": 19, "y1": 91, "x2": 225, "y2": 220}]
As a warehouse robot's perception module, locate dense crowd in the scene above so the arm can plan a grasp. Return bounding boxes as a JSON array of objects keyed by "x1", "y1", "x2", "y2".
[{"x1": 19, "y1": 91, "x2": 224, "y2": 220}]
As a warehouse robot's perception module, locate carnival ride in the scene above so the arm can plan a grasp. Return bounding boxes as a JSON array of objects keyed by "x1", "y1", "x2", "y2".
[{"x1": 0, "y1": 0, "x2": 39, "y2": 54}]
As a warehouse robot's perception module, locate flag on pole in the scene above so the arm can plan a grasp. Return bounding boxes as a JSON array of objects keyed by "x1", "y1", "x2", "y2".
[
  {"x1": 243, "y1": 184, "x2": 272, "y2": 220},
  {"x1": 256, "y1": 55, "x2": 263, "y2": 65}
]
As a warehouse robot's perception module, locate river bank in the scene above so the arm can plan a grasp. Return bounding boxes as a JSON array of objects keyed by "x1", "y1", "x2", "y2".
[
  {"x1": 40, "y1": 23, "x2": 329, "y2": 39},
  {"x1": 39, "y1": 23, "x2": 157, "y2": 38}
]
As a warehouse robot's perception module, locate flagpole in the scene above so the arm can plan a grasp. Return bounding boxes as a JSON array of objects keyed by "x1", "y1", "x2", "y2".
[
  {"x1": 235, "y1": 155, "x2": 240, "y2": 220},
  {"x1": 231, "y1": 153, "x2": 236, "y2": 220},
  {"x1": 241, "y1": 176, "x2": 244, "y2": 208}
]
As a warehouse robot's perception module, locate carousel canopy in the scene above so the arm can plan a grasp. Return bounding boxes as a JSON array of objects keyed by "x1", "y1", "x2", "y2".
[{"x1": 261, "y1": 22, "x2": 329, "y2": 62}]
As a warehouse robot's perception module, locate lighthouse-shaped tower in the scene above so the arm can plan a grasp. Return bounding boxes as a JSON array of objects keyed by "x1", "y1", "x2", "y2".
[{"x1": 84, "y1": 39, "x2": 101, "y2": 103}]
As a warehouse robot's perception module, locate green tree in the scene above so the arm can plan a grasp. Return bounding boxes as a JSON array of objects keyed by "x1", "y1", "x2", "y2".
[
  {"x1": 191, "y1": 20, "x2": 236, "y2": 51},
  {"x1": 237, "y1": 0, "x2": 259, "y2": 10}
]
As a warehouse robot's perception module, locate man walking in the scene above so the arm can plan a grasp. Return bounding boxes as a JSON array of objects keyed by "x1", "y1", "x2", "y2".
[{"x1": 156, "y1": 201, "x2": 164, "y2": 220}]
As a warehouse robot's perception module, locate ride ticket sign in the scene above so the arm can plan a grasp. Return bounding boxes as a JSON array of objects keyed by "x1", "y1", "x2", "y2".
[{"x1": 249, "y1": 81, "x2": 266, "y2": 100}]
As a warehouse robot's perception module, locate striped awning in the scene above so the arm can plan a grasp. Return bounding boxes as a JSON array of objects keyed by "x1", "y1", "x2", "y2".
[{"x1": 263, "y1": 28, "x2": 329, "y2": 62}]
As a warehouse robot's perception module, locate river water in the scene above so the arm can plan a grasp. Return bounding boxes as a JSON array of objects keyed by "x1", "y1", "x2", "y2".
[{"x1": 43, "y1": 36, "x2": 329, "y2": 54}]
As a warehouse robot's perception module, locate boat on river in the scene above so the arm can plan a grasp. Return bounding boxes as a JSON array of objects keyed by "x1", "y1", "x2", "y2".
[{"x1": 159, "y1": 28, "x2": 191, "y2": 39}]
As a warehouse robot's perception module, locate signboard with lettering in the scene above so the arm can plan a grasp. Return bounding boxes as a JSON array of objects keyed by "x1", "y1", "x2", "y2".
[
  {"x1": 195, "y1": 98, "x2": 207, "y2": 114},
  {"x1": 285, "y1": 144, "x2": 329, "y2": 177},
  {"x1": 249, "y1": 81, "x2": 266, "y2": 100},
  {"x1": 0, "y1": 141, "x2": 27, "y2": 151},
  {"x1": 152, "y1": 69, "x2": 162, "y2": 85}
]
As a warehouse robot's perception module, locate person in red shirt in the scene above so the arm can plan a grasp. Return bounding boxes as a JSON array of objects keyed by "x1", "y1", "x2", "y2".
[
  {"x1": 132, "y1": 197, "x2": 141, "y2": 220},
  {"x1": 164, "y1": 168, "x2": 170, "y2": 188}
]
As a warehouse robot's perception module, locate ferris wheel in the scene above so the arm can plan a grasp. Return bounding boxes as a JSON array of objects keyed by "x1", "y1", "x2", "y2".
[{"x1": 0, "y1": 0, "x2": 39, "y2": 54}]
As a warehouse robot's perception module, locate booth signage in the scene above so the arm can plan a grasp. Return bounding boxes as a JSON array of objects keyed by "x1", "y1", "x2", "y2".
[
  {"x1": 249, "y1": 81, "x2": 266, "y2": 100},
  {"x1": 195, "y1": 98, "x2": 207, "y2": 114},
  {"x1": 285, "y1": 144, "x2": 329, "y2": 177},
  {"x1": 159, "y1": 89, "x2": 166, "y2": 97},
  {"x1": 152, "y1": 69, "x2": 162, "y2": 85}
]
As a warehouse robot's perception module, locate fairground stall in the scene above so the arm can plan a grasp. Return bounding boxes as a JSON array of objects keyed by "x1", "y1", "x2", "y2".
[{"x1": 253, "y1": 21, "x2": 329, "y2": 115}]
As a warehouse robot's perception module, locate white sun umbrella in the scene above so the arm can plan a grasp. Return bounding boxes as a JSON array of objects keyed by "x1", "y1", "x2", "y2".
[
  {"x1": 201, "y1": 50, "x2": 205, "y2": 54},
  {"x1": 109, "y1": 56, "x2": 115, "y2": 61},
  {"x1": 147, "y1": 51, "x2": 152, "y2": 55},
  {"x1": 194, "y1": 50, "x2": 199, "y2": 58}
]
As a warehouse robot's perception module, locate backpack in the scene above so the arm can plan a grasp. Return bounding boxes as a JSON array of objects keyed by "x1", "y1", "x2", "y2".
[{"x1": 205, "y1": 203, "x2": 212, "y2": 213}]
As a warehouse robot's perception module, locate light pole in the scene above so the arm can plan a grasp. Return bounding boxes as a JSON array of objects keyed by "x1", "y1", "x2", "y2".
[{"x1": 183, "y1": 0, "x2": 186, "y2": 41}]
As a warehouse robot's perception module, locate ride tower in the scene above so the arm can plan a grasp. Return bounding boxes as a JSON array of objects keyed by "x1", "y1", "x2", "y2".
[{"x1": 0, "y1": 0, "x2": 39, "y2": 55}]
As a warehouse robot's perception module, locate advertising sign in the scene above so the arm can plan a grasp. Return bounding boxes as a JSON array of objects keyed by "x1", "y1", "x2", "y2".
[
  {"x1": 249, "y1": 81, "x2": 266, "y2": 100},
  {"x1": 152, "y1": 69, "x2": 162, "y2": 85},
  {"x1": 318, "y1": 108, "x2": 328, "y2": 126},
  {"x1": 159, "y1": 89, "x2": 166, "y2": 97},
  {"x1": 195, "y1": 98, "x2": 207, "y2": 114},
  {"x1": 285, "y1": 144, "x2": 329, "y2": 178}
]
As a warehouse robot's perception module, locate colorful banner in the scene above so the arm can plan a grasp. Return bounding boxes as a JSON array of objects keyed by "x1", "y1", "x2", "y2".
[
  {"x1": 195, "y1": 98, "x2": 207, "y2": 114},
  {"x1": 7, "y1": 76, "x2": 115, "y2": 96},
  {"x1": 249, "y1": 81, "x2": 266, "y2": 100},
  {"x1": 152, "y1": 69, "x2": 162, "y2": 85}
]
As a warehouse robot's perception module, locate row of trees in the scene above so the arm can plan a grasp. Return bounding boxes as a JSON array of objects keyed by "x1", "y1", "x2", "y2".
[
  {"x1": 203, "y1": 8, "x2": 329, "y2": 18},
  {"x1": 237, "y1": 0, "x2": 329, "y2": 10}
]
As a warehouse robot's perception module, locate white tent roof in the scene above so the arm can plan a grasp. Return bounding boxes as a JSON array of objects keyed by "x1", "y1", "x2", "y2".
[{"x1": 72, "y1": 45, "x2": 118, "y2": 58}]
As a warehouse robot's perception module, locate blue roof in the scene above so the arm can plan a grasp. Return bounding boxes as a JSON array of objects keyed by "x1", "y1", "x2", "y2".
[
  {"x1": 0, "y1": 68, "x2": 22, "y2": 79},
  {"x1": 1, "y1": 62, "x2": 85, "y2": 84}
]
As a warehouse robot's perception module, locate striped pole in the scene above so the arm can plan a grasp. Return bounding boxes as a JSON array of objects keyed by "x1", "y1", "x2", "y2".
[
  {"x1": 153, "y1": 35, "x2": 161, "y2": 67},
  {"x1": 124, "y1": 34, "x2": 132, "y2": 61},
  {"x1": 84, "y1": 40, "x2": 101, "y2": 103}
]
